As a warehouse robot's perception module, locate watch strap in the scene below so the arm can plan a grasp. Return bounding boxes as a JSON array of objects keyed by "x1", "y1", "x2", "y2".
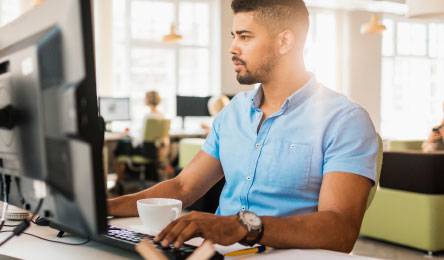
[
  {"x1": 237, "y1": 211, "x2": 263, "y2": 246},
  {"x1": 239, "y1": 224, "x2": 263, "y2": 246}
]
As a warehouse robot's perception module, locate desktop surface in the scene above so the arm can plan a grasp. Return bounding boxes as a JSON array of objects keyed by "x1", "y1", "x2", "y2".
[{"x1": 0, "y1": 217, "x2": 379, "y2": 260}]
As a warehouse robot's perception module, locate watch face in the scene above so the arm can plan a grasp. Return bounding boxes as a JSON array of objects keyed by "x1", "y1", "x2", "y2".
[{"x1": 244, "y1": 212, "x2": 261, "y2": 227}]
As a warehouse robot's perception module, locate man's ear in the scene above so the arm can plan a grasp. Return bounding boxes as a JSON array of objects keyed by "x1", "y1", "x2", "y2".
[{"x1": 277, "y1": 29, "x2": 295, "y2": 55}]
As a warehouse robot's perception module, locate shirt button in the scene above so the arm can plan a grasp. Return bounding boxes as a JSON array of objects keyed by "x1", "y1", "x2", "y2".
[
  {"x1": 247, "y1": 176, "x2": 252, "y2": 181},
  {"x1": 241, "y1": 206, "x2": 246, "y2": 210},
  {"x1": 256, "y1": 144, "x2": 260, "y2": 148},
  {"x1": 256, "y1": 113, "x2": 260, "y2": 118},
  {"x1": 290, "y1": 144, "x2": 296, "y2": 149}
]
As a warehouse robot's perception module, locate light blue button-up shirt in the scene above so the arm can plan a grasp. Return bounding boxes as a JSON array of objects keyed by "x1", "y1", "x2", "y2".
[{"x1": 202, "y1": 75, "x2": 377, "y2": 217}]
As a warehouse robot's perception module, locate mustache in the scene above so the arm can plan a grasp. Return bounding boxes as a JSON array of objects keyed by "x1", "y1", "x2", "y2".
[{"x1": 232, "y1": 56, "x2": 246, "y2": 65}]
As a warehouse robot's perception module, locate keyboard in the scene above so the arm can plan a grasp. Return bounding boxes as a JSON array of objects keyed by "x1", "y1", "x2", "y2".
[{"x1": 98, "y1": 225, "x2": 224, "y2": 260}]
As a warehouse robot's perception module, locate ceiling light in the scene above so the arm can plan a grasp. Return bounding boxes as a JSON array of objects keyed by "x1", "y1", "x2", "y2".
[
  {"x1": 360, "y1": 14, "x2": 387, "y2": 34},
  {"x1": 162, "y1": 24, "x2": 182, "y2": 43}
]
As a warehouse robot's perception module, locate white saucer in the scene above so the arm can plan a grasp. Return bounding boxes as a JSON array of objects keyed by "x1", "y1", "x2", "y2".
[{"x1": 129, "y1": 225, "x2": 160, "y2": 236}]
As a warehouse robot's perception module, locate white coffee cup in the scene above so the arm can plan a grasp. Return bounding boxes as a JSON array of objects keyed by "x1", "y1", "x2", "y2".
[{"x1": 137, "y1": 198, "x2": 182, "y2": 234}]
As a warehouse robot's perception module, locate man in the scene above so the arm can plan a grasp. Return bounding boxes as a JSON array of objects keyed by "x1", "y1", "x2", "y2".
[{"x1": 108, "y1": 0, "x2": 378, "y2": 253}]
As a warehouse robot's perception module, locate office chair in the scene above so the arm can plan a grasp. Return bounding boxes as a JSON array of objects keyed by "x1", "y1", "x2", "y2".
[
  {"x1": 115, "y1": 118, "x2": 171, "y2": 195},
  {"x1": 366, "y1": 133, "x2": 383, "y2": 209}
]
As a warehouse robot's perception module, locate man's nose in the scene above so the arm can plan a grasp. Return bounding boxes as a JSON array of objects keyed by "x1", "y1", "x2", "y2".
[{"x1": 229, "y1": 39, "x2": 240, "y2": 56}]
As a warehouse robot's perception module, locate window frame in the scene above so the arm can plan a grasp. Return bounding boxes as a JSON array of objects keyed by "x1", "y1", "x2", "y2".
[
  {"x1": 380, "y1": 14, "x2": 444, "y2": 140},
  {"x1": 113, "y1": 0, "x2": 218, "y2": 118}
]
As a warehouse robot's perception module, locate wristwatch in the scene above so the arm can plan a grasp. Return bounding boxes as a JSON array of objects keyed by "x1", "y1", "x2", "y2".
[{"x1": 237, "y1": 210, "x2": 263, "y2": 246}]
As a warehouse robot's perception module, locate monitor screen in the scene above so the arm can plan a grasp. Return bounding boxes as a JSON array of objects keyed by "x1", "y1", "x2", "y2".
[
  {"x1": 0, "y1": 0, "x2": 106, "y2": 237},
  {"x1": 176, "y1": 96, "x2": 211, "y2": 117},
  {"x1": 99, "y1": 97, "x2": 130, "y2": 122}
]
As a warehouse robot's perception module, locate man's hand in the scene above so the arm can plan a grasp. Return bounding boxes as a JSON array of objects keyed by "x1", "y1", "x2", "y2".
[{"x1": 153, "y1": 211, "x2": 247, "y2": 248}]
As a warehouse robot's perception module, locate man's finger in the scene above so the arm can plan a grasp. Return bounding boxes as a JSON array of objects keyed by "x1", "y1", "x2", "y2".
[
  {"x1": 154, "y1": 219, "x2": 179, "y2": 243},
  {"x1": 174, "y1": 222, "x2": 199, "y2": 248},
  {"x1": 162, "y1": 219, "x2": 190, "y2": 247}
]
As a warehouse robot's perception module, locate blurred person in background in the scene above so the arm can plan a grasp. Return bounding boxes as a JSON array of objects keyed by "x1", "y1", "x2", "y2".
[{"x1": 422, "y1": 102, "x2": 444, "y2": 152}]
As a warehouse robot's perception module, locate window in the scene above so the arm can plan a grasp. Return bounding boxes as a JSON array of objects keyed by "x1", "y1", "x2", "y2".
[
  {"x1": 0, "y1": 0, "x2": 21, "y2": 27},
  {"x1": 111, "y1": 0, "x2": 218, "y2": 128},
  {"x1": 381, "y1": 18, "x2": 444, "y2": 140},
  {"x1": 305, "y1": 9, "x2": 337, "y2": 91}
]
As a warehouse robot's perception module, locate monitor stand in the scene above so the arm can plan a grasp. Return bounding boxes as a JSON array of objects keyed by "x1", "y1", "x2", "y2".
[
  {"x1": 48, "y1": 221, "x2": 87, "y2": 239},
  {"x1": 181, "y1": 116, "x2": 186, "y2": 129}
]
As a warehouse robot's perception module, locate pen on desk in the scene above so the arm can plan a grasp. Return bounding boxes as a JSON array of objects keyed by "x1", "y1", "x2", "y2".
[{"x1": 224, "y1": 245, "x2": 270, "y2": 257}]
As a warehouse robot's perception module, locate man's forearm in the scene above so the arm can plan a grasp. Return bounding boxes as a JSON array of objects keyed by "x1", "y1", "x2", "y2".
[
  {"x1": 108, "y1": 178, "x2": 188, "y2": 217},
  {"x1": 259, "y1": 211, "x2": 361, "y2": 253}
]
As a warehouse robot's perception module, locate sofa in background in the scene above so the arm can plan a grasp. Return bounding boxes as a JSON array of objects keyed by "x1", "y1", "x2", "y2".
[
  {"x1": 360, "y1": 150, "x2": 444, "y2": 254},
  {"x1": 387, "y1": 140, "x2": 423, "y2": 151}
]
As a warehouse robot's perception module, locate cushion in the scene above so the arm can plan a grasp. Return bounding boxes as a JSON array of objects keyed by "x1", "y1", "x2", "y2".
[{"x1": 380, "y1": 151, "x2": 444, "y2": 194}]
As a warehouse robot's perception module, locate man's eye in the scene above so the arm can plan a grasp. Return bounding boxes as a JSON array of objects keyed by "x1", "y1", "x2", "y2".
[{"x1": 241, "y1": 35, "x2": 249, "y2": 40}]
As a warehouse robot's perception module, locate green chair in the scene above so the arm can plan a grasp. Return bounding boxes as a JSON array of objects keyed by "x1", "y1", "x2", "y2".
[
  {"x1": 366, "y1": 134, "x2": 383, "y2": 209},
  {"x1": 178, "y1": 138, "x2": 206, "y2": 169},
  {"x1": 116, "y1": 118, "x2": 170, "y2": 194}
]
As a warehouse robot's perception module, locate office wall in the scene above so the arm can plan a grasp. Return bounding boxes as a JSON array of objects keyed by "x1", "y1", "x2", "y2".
[{"x1": 343, "y1": 11, "x2": 382, "y2": 132}]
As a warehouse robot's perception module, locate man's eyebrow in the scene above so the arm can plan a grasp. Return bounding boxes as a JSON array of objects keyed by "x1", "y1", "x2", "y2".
[{"x1": 235, "y1": 30, "x2": 252, "y2": 35}]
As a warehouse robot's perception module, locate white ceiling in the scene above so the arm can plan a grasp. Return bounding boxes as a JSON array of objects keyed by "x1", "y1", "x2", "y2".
[{"x1": 305, "y1": 0, "x2": 407, "y2": 15}]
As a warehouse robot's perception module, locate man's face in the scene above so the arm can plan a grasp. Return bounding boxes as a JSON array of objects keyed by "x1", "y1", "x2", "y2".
[{"x1": 230, "y1": 12, "x2": 278, "y2": 85}]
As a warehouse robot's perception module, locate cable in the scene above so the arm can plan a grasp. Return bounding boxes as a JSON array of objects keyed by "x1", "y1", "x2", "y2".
[
  {"x1": 0, "y1": 233, "x2": 14, "y2": 246},
  {"x1": 29, "y1": 199, "x2": 43, "y2": 221},
  {"x1": 0, "y1": 198, "x2": 44, "y2": 247},
  {"x1": 0, "y1": 174, "x2": 10, "y2": 232},
  {"x1": 0, "y1": 230, "x2": 90, "y2": 246}
]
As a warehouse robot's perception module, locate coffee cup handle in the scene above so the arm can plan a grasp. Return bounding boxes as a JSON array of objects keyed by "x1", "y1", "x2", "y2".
[{"x1": 171, "y1": 207, "x2": 180, "y2": 220}]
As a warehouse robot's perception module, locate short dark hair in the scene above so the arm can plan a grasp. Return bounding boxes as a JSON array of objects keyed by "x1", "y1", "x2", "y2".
[{"x1": 231, "y1": 0, "x2": 309, "y2": 46}]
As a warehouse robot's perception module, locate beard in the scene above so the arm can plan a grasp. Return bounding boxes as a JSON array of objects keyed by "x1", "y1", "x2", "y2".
[{"x1": 235, "y1": 49, "x2": 277, "y2": 85}]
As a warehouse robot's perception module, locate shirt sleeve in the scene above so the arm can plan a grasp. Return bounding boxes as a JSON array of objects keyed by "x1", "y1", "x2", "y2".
[
  {"x1": 323, "y1": 107, "x2": 378, "y2": 184},
  {"x1": 201, "y1": 112, "x2": 222, "y2": 160}
]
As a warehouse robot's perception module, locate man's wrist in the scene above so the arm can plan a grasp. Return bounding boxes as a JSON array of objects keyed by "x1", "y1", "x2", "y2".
[{"x1": 231, "y1": 215, "x2": 248, "y2": 238}]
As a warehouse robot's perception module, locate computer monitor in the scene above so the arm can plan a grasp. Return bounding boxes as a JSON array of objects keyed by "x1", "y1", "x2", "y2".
[
  {"x1": 176, "y1": 96, "x2": 211, "y2": 128},
  {"x1": 176, "y1": 96, "x2": 212, "y2": 117},
  {"x1": 99, "y1": 97, "x2": 130, "y2": 122},
  {"x1": 0, "y1": 0, "x2": 106, "y2": 237}
]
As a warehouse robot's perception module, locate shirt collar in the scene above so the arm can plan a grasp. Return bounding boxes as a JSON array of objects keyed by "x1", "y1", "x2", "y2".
[{"x1": 250, "y1": 73, "x2": 318, "y2": 111}]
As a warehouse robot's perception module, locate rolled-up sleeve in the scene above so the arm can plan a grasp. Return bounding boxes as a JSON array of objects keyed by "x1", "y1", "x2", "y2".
[
  {"x1": 202, "y1": 113, "x2": 222, "y2": 160},
  {"x1": 323, "y1": 107, "x2": 378, "y2": 184}
]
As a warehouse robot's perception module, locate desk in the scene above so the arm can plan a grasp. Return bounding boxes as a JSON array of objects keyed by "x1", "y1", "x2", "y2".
[
  {"x1": 169, "y1": 129, "x2": 207, "y2": 139},
  {"x1": 103, "y1": 130, "x2": 207, "y2": 175},
  {"x1": 0, "y1": 218, "x2": 378, "y2": 260}
]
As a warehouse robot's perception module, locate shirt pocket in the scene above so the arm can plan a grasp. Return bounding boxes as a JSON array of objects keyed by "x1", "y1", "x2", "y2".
[{"x1": 265, "y1": 141, "x2": 313, "y2": 190}]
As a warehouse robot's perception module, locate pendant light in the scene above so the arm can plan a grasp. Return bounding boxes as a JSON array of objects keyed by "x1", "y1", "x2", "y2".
[
  {"x1": 162, "y1": 24, "x2": 182, "y2": 43},
  {"x1": 360, "y1": 14, "x2": 386, "y2": 35}
]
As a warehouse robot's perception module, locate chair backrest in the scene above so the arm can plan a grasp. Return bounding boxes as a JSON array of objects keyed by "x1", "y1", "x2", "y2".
[
  {"x1": 366, "y1": 134, "x2": 383, "y2": 209},
  {"x1": 142, "y1": 118, "x2": 170, "y2": 142}
]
